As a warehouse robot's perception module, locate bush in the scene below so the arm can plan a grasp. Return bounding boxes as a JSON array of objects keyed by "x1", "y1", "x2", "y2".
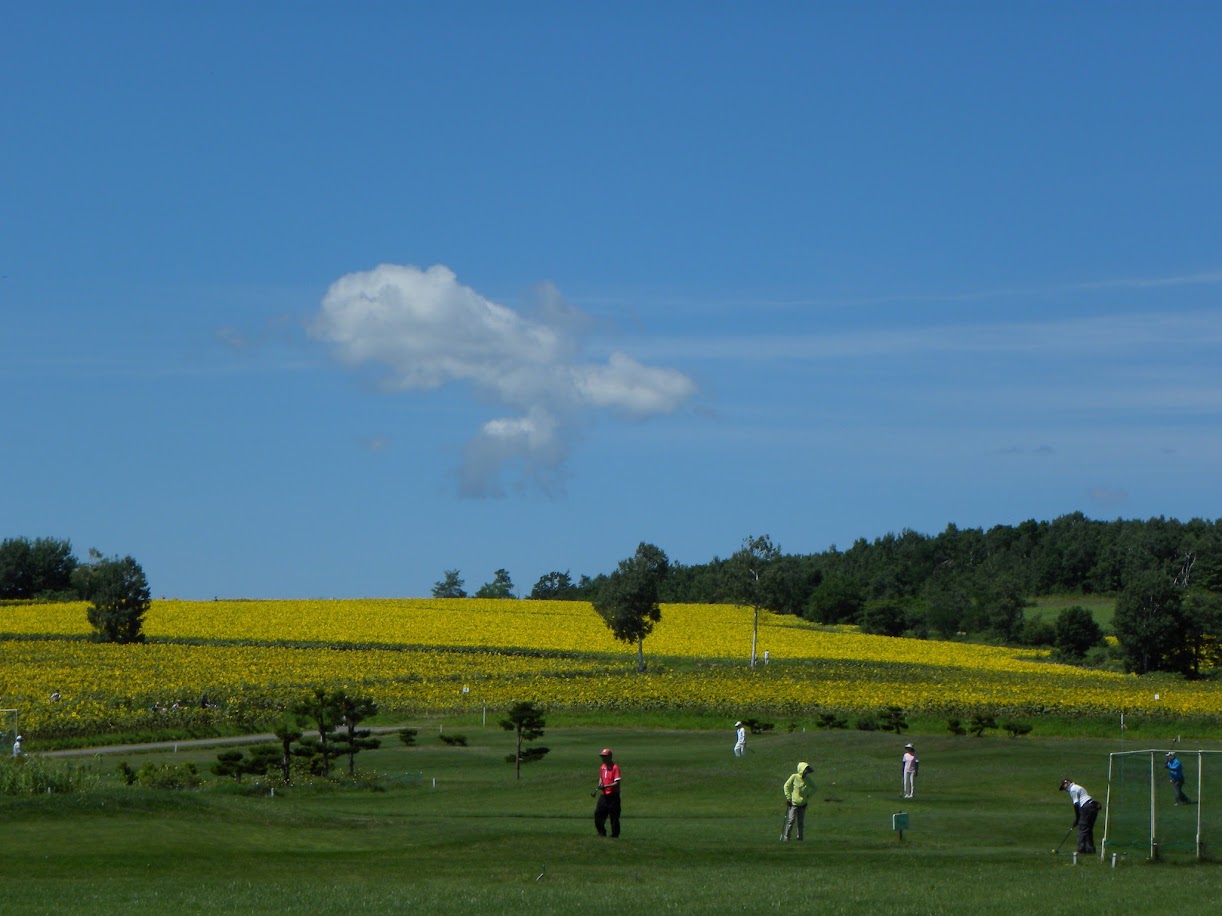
[
  {"x1": 212, "y1": 750, "x2": 248, "y2": 781},
  {"x1": 118, "y1": 760, "x2": 202, "y2": 789},
  {"x1": 878, "y1": 705, "x2": 908, "y2": 734},
  {"x1": 1082, "y1": 643, "x2": 1127, "y2": 672},
  {"x1": 946, "y1": 718, "x2": 967, "y2": 736},
  {"x1": 855, "y1": 716, "x2": 879, "y2": 732},
  {"x1": 1017, "y1": 616, "x2": 1056, "y2": 647},
  {"x1": 740, "y1": 718, "x2": 774, "y2": 735},
  {"x1": 438, "y1": 734, "x2": 468, "y2": 747},
  {"x1": 0, "y1": 756, "x2": 98, "y2": 795},
  {"x1": 815, "y1": 712, "x2": 848, "y2": 730},
  {"x1": 1001, "y1": 721, "x2": 1033, "y2": 738},
  {"x1": 968, "y1": 714, "x2": 998, "y2": 737},
  {"x1": 398, "y1": 728, "x2": 418, "y2": 747}
]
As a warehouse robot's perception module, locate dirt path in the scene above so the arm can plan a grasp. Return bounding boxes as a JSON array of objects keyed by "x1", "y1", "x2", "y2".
[{"x1": 37, "y1": 726, "x2": 409, "y2": 757}]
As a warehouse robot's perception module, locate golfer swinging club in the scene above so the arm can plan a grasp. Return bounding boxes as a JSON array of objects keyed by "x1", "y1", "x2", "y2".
[{"x1": 1059, "y1": 777, "x2": 1100, "y2": 855}]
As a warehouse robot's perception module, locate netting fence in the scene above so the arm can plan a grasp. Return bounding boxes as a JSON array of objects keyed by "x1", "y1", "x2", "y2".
[{"x1": 1103, "y1": 749, "x2": 1220, "y2": 861}]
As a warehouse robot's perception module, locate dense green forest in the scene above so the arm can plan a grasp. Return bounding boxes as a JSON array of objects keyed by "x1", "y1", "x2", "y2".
[{"x1": 662, "y1": 512, "x2": 1220, "y2": 611}]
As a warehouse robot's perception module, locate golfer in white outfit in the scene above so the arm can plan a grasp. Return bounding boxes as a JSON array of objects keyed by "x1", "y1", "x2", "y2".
[
  {"x1": 902, "y1": 743, "x2": 918, "y2": 798},
  {"x1": 733, "y1": 721, "x2": 747, "y2": 757}
]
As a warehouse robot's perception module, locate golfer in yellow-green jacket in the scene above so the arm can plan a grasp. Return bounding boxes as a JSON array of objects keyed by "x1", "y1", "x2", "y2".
[{"x1": 781, "y1": 761, "x2": 815, "y2": 841}]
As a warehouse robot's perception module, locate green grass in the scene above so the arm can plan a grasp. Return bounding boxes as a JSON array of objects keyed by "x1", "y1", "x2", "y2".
[
  {"x1": 3, "y1": 725, "x2": 1219, "y2": 914},
  {"x1": 1029, "y1": 595, "x2": 1117, "y2": 630}
]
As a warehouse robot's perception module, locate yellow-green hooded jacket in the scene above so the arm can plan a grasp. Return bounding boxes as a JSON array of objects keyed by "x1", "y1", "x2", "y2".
[{"x1": 784, "y1": 762, "x2": 814, "y2": 806}]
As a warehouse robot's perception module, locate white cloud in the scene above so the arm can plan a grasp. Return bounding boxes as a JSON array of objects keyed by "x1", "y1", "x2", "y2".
[
  {"x1": 574, "y1": 352, "x2": 699, "y2": 415},
  {"x1": 310, "y1": 263, "x2": 696, "y2": 495}
]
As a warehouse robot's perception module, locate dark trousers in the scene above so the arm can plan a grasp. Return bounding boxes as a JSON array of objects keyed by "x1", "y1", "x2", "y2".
[
  {"x1": 1171, "y1": 778, "x2": 1190, "y2": 804},
  {"x1": 1076, "y1": 800, "x2": 1100, "y2": 854},
  {"x1": 595, "y1": 792, "x2": 621, "y2": 837}
]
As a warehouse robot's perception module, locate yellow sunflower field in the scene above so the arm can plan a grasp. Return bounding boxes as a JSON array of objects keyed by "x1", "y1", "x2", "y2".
[{"x1": 1, "y1": 599, "x2": 1217, "y2": 738}]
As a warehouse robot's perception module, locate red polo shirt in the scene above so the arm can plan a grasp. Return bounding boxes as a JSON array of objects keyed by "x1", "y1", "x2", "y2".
[{"x1": 599, "y1": 762, "x2": 621, "y2": 794}]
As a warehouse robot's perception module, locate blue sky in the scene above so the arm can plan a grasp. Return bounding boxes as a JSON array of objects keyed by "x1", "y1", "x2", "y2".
[{"x1": 3, "y1": 2, "x2": 1219, "y2": 599}]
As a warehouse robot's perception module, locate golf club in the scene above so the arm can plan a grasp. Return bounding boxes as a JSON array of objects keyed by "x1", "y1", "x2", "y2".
[{"x1": 1051, "y1": 825, "x2": 1074, "y2": 854}]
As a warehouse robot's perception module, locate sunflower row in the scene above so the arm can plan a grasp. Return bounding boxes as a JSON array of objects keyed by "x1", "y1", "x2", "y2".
[
  {"x1": 0, "y1": 599, "x2": 1114, "y2": 674},
  {"x1": 2, "y1": 633, "x2": 1217, "y2": 738}
]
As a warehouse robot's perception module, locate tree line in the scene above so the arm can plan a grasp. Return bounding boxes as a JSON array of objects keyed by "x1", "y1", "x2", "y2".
[
  {"x1": 8, "y1": 513, "x2": 1219, "y2": 677},
  {"x1": 437, "y1": 513, "x2": 1222, "y2": 677},
  {"x1": 0, "y1": 537, "x2": 151, "y2": 644}
]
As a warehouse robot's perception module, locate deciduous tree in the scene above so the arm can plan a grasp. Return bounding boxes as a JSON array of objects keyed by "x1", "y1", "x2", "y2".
[
  {"x1": 0, "y1": 536, "x2": 78, "y2": 599},
  {"x1": 72, "y1": 550, "x2": 150, "y2": 644},
  {"x1": 1113, "y1": 572, "x2": 1190, "y2": 674},
  {"x1": 805, "y1": 574, "x2": 865, "y2": 625},
  {"x1": 432, "y1": 569, "x2": 467, "y2": 599},
  {"x1": 529, "y1": 570, "x2": 580, "y2": 600},
  {"x1": 726, "y1": 534, "x2": 780, "y2": 668},
  {"x1": 475, "y1": 568, "x2": 515, "y2": 599},
  {"x1": 1182, "y1": 590, "x2": 1222, "y2": 677},
  {"x1": 593, "y1": 542, "x2": 669, "y2": 672},
  {"x1": 1053, "y1": 606, "x2": 1103, "y2": 661}
]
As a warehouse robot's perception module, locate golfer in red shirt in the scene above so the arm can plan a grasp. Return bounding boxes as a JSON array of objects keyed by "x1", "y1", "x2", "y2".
[{"x1": 595, "y1": 747, "x2": 622, "y2": 837}]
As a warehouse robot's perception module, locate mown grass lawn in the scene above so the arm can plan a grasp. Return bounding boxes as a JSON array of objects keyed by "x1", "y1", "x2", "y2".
[{"x1": 3, "y1": 724, "x2": 1217, "y2": 914}]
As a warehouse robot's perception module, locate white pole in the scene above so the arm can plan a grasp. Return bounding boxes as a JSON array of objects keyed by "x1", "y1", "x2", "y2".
[
  {"x1": 1149, "y1": 752, "x2": 1157, "y2": 861},
  {"x1": 1102, "y1": 752, "x2": 1114, "y2": 859},
  {"x1": 1195, "y1": 750, "x2": 1204, "y2": 861}
]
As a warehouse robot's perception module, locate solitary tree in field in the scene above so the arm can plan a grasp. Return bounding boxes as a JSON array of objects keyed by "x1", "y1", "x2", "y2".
[
  {"x1": 73, "y1": 550, "x2": 151, "y2": 644},
  {"x1": 499, "y1": 700, "x2": 549, "y2": 780},
  {"x1": 726, "y1": 535, "x2": 780, "y2": 668},
  {"x1": 593, "y1": 542, "x2": 669, "y2": 673}
]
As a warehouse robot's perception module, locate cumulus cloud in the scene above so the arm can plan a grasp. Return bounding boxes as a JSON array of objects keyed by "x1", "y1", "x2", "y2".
[{"x1": 310, "y1": 263, "x2": 697, "y2": 495}]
